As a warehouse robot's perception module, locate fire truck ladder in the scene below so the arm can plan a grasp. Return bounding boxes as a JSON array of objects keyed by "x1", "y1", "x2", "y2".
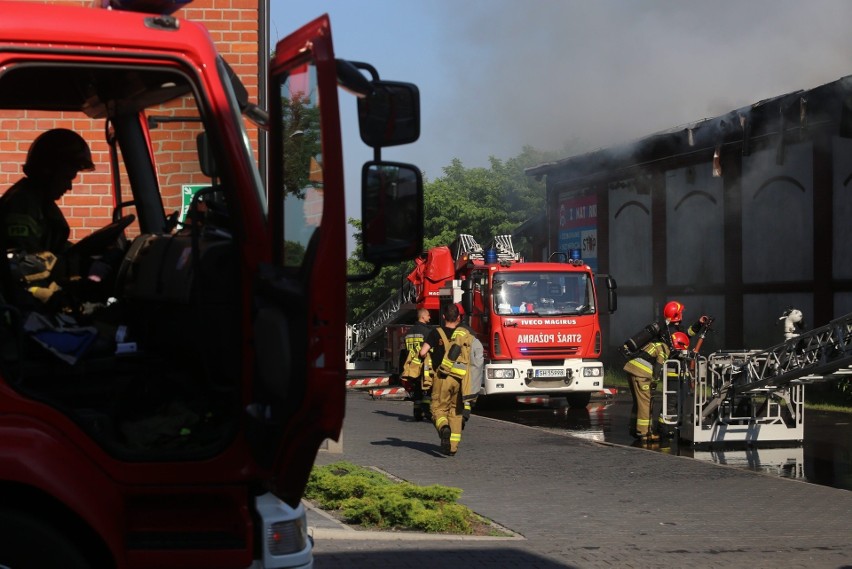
[
  {"x1": 347, "y1": 281, "x2": 418, "y2": 359},
  {"x1": 452, "y1": 234, "x2": 519, "y2": 263},
  {"x1": 662, "y1": 311, "x2": 852, "y2": 444}
]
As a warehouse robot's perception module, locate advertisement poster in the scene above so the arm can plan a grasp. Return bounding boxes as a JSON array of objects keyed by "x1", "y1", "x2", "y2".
[{"x1": 557, "y1": 192, "x2": 598, "y2": 272}]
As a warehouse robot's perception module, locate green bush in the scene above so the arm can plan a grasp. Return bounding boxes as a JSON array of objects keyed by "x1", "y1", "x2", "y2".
[{"x1": 305, "y1": 461, "x2": 475, "y2": 533}]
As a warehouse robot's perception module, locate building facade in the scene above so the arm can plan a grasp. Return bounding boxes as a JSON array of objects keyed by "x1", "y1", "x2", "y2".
[{"x1": 527, "y1": 75, "x2": 852, "y2": 359}]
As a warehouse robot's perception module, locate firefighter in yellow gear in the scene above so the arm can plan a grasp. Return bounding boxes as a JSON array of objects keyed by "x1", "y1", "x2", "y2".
[
  {"x1": 419, "y1": 303, "x2": 470, "y2": 456},
  {"x1": 399, "y1": 308, "x2": 433, "y2": 421},
  {"x1": 622, "y1": 301, "x2": 713, "y2": 442},
  {"x1": 623, "y1": 334, "x2": 671, "y2": 442}
]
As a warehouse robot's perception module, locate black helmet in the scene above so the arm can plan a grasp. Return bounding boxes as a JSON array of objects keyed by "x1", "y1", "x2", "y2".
[{"x1": 23, "y1": 129, "x2": 94, "y2": 177}]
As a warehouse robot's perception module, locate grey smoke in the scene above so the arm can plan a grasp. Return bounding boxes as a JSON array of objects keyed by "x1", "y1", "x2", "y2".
[{"x1": 420, "y1": 0, "x2": 852, "y2": 175}]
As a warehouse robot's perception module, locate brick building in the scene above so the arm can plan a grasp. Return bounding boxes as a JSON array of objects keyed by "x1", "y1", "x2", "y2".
[{"x1": 0, "y1": 0, "x2": 259, "y2": 240}]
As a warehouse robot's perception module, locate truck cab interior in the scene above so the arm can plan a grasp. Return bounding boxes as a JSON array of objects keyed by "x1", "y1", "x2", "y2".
[{"x1": 0, "y1": 57, "x2": 249, "y2": 460}]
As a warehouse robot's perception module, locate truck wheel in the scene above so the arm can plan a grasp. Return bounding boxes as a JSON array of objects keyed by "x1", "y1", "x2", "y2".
[
  {"x1": 0, "y1": 510, "x2": 93, "y2": 569},
  {"x1": 566, "y1": 392, "x2": 591, "y2": 409}
]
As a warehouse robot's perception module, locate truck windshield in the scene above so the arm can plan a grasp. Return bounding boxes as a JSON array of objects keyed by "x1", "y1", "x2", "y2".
[{"x1": 493, "y1": 272, "x2": 595, "y2": 316}]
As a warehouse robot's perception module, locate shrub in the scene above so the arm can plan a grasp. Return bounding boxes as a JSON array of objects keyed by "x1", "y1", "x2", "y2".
[{"x1": 305, "y1": 461, "x2": 476, "y2": 533}]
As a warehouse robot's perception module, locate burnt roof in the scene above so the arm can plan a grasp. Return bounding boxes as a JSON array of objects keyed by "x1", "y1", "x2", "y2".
[{"x1": 526, "y1": 74, "x2": 852, "y2": 184}]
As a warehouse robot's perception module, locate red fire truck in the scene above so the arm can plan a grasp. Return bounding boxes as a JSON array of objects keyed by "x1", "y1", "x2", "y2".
[
  {"x1": 0, "y1": 1, "x2": 422, "y2": 568},
  {"x1": 350, "y1": 234, "x2": 616, "y2": 408}
]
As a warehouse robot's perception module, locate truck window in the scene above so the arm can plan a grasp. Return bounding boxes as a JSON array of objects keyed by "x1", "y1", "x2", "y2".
[
  {"x1": 493, "y1": 272, "x2": 596, "y2": 316},
  {"x1": 277, "y1": 63, "x2": 323, "y2": 269},
  {"x1": 0, "y1": 60, "x2": 246, "y2": 460}
]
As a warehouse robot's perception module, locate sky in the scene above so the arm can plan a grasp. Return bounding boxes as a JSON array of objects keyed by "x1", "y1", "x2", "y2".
[{"x1": 271, "y1": 0, "x2": 852, "y2": 221}]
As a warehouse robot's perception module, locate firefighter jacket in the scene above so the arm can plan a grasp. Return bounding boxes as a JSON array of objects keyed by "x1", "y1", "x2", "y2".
[
  {"x1": 398, "y1": 321, "x2": 432, "y2": 375},
  {"x1": 0, "y1": 178, "x2": 70, "y2": 256},
  {"x1": 623, "y1": 337, "x2": 671, "y2": 380}
]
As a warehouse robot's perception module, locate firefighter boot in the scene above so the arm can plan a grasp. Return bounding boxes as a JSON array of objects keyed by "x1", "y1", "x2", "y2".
[{"x1": 439, "y1": 426, "x2": 451, "y2": 455}]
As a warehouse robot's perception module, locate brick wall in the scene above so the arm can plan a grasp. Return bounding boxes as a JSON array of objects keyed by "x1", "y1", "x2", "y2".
[{"x1": 0, "y1": 0, "x2": 259, "y2": 240}]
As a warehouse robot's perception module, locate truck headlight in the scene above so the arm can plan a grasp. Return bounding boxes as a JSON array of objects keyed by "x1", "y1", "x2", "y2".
[
  {"x1": 268, "y1": 518, "x2": 307, "y2": 555},
  {"x1": 583, "y1": 367, "x2": 602, "y2": 377},
  {"x1": 488, "y1": 368, "x2": 515, "y2": 379}
]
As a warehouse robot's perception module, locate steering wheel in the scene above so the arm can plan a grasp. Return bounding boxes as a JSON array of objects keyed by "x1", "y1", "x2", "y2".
[{"x1": 65, "y1": 214, "x2": 136, "y2": 260}]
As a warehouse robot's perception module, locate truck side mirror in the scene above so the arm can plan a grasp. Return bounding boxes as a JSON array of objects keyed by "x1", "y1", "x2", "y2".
[
  {"x1": 196, "y1": 132, "x2": 217, "y2": 178},
  {"x1": 357, "y1": 81, "x2": 420, "y2": 148},
  {"x1": 606, "y1": 275, "x2": 618, "y2": 314},
  {"x1": 360, "y1": 161, "x2": 423, "y2": 265}
]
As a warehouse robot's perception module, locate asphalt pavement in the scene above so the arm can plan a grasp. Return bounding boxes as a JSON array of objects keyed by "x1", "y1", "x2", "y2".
[{"x1": 306, "y1": 390, "x2": 852, "y2": 569}]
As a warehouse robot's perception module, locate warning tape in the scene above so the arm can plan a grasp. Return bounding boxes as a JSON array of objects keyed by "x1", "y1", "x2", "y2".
[
  {"x1": 516, "y1": 389, "x2": 617, "y2": 405},
  {"x1": 368, "y1": 387, "x2": 408, "y2": 399},
  {"x1": 345, "y1": 377, "x2": 390, "y2": 389},
  {"x1": 517, "y1": 396, "x2": 549, "y2": 405}
]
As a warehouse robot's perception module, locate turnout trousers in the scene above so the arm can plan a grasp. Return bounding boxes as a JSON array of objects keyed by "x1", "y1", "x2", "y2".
[
  {"x1": 430, "y1": 373, "x2": 463, "y2": 453},
  {"x1": 628, "y1": 375, "x2": 654, "y2": 437}
]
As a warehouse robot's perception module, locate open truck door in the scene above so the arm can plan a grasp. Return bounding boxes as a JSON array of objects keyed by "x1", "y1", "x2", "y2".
[{"x1": 260, "y1": 14, "x2": 423, "y2": 506}]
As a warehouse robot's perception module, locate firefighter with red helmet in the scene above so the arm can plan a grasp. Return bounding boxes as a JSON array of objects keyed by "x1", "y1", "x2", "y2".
[
  {"x1": 665, "y1": 300, "x2": 713, "y2": 342},
  {"x1": 623, "y1": 301, "x2": 709, "y2": 442},
  {"x1": 623, "y1": 327, "x2": 671, "y2": 443}
]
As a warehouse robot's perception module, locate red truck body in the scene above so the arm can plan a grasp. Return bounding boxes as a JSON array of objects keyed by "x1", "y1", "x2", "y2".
[{"x1": 0, "y1": 1, "x2": 422, "y2": 567}]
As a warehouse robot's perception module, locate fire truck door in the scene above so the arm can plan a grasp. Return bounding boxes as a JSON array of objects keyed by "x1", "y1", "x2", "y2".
[{"x1": 257, "y1": 14, "x2": 346, "y2": 507}]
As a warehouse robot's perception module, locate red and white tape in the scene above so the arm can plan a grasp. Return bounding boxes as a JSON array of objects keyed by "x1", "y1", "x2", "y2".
[
  {"x1": 368, "y1": 387, "x2": 408, "y2": 399},
  {"x1": 345, "y1": 377, "x2": 390, "y2": 389}
]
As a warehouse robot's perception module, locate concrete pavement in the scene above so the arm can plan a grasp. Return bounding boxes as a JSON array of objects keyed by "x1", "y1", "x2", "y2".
[{"x1": 307, "y1": 390, "x2": 852, "y2": 568}]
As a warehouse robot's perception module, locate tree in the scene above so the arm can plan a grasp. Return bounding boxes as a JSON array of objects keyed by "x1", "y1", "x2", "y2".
[{"x1": 346, "y1": 219, "x2": 412, "y2": 322}]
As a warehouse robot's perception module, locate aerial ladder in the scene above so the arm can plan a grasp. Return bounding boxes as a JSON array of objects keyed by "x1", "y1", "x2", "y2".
[
  {"x1": 346, "y1": 281, "x2": 418, "y2": 366},
  {"x1": 661, "y1": 311, "x2": 852, "y2": 444}
]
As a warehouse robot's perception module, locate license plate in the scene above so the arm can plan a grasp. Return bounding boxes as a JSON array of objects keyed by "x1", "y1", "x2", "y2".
[{"x1": 534, "y1": 369, "x2": 566, "y2": 378}]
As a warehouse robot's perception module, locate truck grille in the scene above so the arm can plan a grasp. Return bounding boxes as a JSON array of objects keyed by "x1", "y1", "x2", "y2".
[{"x1": 518, "y1": 346, "x2": 579, "y2": 357}]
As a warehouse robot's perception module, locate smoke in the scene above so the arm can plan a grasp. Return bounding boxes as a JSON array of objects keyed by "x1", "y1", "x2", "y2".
[{"x1": 419, "y1": 0, "x2": 852, "y2": 176}]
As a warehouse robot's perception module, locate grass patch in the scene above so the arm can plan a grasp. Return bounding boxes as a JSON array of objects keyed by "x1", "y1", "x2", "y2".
[
  {"x1": 605, "y1": 366, "x2": 629, "y2": 389},
  {"x1": 305, "y1": 461, "x2": 510, "y2": 535}
]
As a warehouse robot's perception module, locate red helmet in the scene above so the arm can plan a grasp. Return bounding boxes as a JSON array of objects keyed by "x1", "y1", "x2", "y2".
[
  {"x1": 663, "y1": 301, "x2": 684, "y2": 323},
  {"x1": 671, "y1": 331, "x2": 690, "y2": 350}
]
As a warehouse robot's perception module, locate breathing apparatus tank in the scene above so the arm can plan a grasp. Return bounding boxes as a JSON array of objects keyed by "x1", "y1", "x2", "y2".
[{"x1": 620, "y1": 321, "x2": 663, "y2": 359}]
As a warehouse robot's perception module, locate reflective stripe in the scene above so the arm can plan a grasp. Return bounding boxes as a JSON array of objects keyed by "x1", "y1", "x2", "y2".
[
  {"x1": 637, "y1": 418, "x2": 651, "y2": 426},
  {"x1": 435, "y1": 416, "x2": 448, "y2": 428},
  {"x1": 450, "y1": 434, "x2": 461, "y2": 442}
]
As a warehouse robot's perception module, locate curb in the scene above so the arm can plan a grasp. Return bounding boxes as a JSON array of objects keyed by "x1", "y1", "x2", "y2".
[{"x1": 304, "y1": 498, "x2": 525, "y2": 542}]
